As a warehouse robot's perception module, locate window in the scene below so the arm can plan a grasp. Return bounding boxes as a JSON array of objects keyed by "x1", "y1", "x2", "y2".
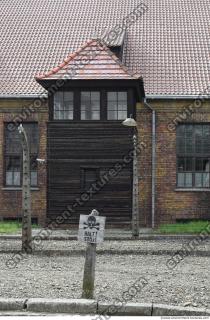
[
  {"x1": 177, "y1": 124, "x2": 210, "y2": 188},
  {"x1": 5, "y1": 156, "x2": 21, "y2": 186},
  {"x1": 107, "y1": 91, "x2": 127, "y2": 120},
  {"x1": 54, "y1": 91, "x2": 74, "y2": 120},
  {"x1": 81, "y1": 92, "x2": 100, "y2": 120},
  {"x1": 4, "y1": 123, "x2": 39, "y2": 187},
  {"x1": 81, "y1": 168, "x2": 98, "y2": 189}
]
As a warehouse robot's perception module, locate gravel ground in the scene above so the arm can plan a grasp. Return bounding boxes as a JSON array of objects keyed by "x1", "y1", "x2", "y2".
[
  {"x1": 0, "y1": 239, "x2": 209, "y2": 309},
  {"x1": 1, "y1": 238, "x2": 210, "y2": 253}
]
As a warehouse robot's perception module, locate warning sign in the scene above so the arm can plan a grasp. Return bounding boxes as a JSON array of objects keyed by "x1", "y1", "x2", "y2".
[{"x1": 78, "y1": 214, "x2": 106, "y2": 244}]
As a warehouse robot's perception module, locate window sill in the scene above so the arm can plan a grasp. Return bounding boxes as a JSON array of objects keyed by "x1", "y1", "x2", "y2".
[
  {"x1": 175, "y1": 188, "x2": 210, "y2": 192},
  {"x1": 2, "y1": 187, "x2": 40, "y2": 191}
]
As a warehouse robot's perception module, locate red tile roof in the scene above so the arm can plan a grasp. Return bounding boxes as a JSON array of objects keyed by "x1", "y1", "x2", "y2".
[
  {"x1": 35, "y1": 39, "x2": 141, "y2": 81},
  {"x1": 0, "y1": 0, "x2": 209, "y2": 97}
]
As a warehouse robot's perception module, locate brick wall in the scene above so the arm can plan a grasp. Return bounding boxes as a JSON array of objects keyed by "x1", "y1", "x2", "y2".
[
  {"x1": 1, "y1": 97, "x2": 210, "y2": 228},
  {"x1": 137, "y1": 99, "x2": 210, "y2": 227},
  {"x1": 0, "y1": 99, "x2": 48, "y2": 226}
]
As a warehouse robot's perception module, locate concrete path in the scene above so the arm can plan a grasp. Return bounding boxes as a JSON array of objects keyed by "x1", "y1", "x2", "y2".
[
  {"x1": 0, "y1": 298, "x2": 210, "y2": 316},
  {"x1": 1, "y1": 238, "x2": 210, "y2": 256}
]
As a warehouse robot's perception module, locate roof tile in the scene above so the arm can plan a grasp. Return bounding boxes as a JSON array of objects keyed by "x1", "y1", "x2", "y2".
[
  {"x1": 0, "y1": 0, "x2": 209, "y2": 96},
  {"x1": 35, "y1": 39, "x2": 141, "y2": 81}
]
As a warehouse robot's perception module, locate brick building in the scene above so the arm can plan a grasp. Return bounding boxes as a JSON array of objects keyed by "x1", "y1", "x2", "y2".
[{"x1": 0, "y1": 0, "x2": 209, "y2": 227}]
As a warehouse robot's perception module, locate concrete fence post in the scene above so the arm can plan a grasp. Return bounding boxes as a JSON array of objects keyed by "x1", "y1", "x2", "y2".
[{"x1": 18, "y1": 124, "x2": 32, "y2": 253}]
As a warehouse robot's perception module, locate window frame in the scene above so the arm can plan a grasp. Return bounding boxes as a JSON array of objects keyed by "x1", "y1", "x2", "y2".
[
  {"x1": 80, "y1": 91, "x2": 101, "y2": 121},
  {"x1": 51, "y1": 89, "x2": 132, "y2": 122},
  {"x1": 4, "y1": 122, "x2": 39, "y2": 188},
  {"x1": 107, "y1": 90, "x2": 128, "y2": 120},
  {"x1": 5, "y1": 155, "x2": 21, "y2": 187},
  {"x1": 53, "y1": 91, "x2": 74, "y2": 120},
  {"x1": 176, "y1": 124, "x2": 210, "y2": 189}
]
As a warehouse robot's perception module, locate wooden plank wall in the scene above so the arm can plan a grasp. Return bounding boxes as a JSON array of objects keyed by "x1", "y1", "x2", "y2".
[{"x1": 47, "y1": 121, "x2": 133, "y2": 225}]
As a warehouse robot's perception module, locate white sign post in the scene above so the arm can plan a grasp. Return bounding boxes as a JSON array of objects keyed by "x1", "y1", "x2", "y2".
[{"x1": 78, "y1": 209, "x2": 106, "y2": 299}]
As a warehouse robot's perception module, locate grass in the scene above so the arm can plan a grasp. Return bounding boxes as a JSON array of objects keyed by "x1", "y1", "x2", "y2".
[
  {"x1": 156, "y1": 220, "x2": 210, "y2": 234},
  {"x1": 0, "y1": 221, "x2": 38, "y2": 234},
  {"x1": 0, "y1": 220, "x2": 209, "y2": 235}
]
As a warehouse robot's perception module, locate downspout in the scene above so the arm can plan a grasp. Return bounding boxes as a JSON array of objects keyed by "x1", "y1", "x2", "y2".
[{"x1": 143, "y1": 98, "x2": 156, "y2": 229}]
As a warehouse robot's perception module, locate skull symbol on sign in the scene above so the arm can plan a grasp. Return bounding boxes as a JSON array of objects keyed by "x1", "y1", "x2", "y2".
[{"x1": 83, "y1": 216, "x2": 100, "y2": 230}]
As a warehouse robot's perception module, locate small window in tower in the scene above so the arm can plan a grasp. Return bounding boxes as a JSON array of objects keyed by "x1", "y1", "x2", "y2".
[
  {"x1": 81, "y1": 91, "x2": 100, "y2": 120},
  {"x1": 107, "y1": 91, "x2": 127, "y2": 120},
  {"x1": 54, "y1": 91, "x2": 74, "y2": 120}
]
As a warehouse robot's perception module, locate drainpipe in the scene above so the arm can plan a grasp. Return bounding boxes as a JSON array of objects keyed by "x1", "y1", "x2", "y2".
[{"x1": 143, "y1": 98, "x2": 156, "y2": 229}]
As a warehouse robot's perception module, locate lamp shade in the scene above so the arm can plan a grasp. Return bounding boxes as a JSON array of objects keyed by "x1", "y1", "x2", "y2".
[
  {"x1": 122, "y1": 117, "x2": 137, "y2": 127},
  {"x1": 18, "y1": 124, "x2": 23, "y2": 133}
]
